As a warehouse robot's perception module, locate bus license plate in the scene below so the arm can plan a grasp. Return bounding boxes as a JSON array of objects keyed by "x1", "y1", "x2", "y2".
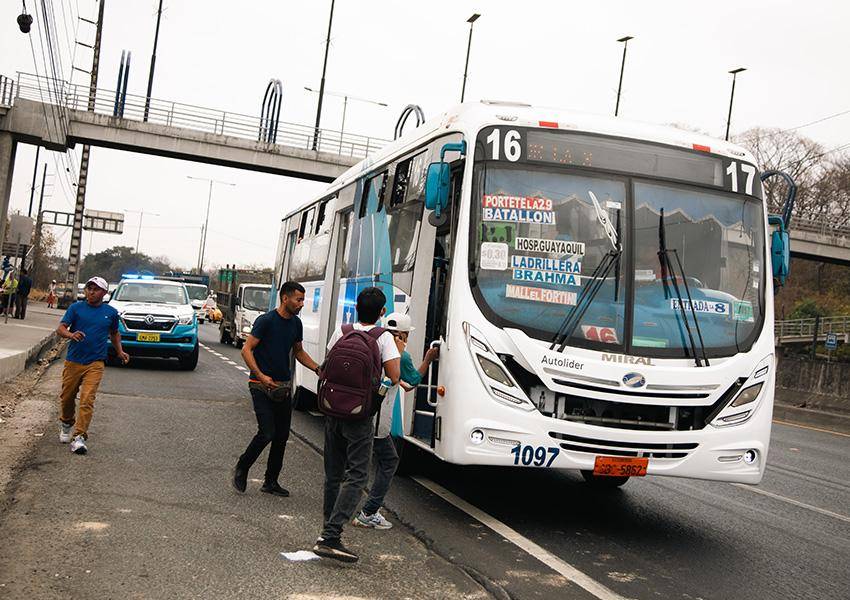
[
  {"x1": 593, "y1": 456, "x2": 648, "y2": 477},
  {"x1": 137, "y1": 333, "x2": 160, "y2": 342}
]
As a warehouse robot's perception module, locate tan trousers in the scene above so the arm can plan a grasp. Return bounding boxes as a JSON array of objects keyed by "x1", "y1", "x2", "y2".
[{"x1": 59, "y1": 360, "x2": 105, "y2": 439}]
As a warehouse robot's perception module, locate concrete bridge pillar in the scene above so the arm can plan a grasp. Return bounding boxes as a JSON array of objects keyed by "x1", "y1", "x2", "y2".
[{"x1": 0, "y1": 131, "x2": 18, "y2": 251}]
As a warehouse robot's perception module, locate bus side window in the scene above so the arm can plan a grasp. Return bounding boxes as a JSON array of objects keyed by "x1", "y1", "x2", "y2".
[
  {"x1": 387, "y1": 152, "x2": 428, "y2": 276},
  {"x1": 314, "y1": 197, "x2": 335, "y2": 235},
  {"x1": 359, "y1": 171, "x2": 387, "y2": 218},
  {"x1": 298, "y1": 208, "x2": 316, "y2": 242}
]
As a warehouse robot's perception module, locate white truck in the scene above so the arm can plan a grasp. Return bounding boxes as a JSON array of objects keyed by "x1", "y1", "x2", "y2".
[{"x1": 214, "y1": 267, "x2": 273, "y2": 349}]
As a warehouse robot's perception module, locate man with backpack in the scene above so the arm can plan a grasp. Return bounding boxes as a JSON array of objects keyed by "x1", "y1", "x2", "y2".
[{"x1": 313, "y1": 287, "x2": 400, "y2": 563}]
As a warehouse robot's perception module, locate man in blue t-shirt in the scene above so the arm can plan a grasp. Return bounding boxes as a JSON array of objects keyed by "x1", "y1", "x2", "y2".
[
  {"x1": 232, "y1": 281, "x2": 320, "y2": 497},
  {"x1": 56, "y1": 276, "x2": 129, "y2": 455}
]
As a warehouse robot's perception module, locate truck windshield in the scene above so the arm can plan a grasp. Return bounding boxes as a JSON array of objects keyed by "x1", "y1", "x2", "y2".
[
  {"x1": 242, "y1": 287, "x2": 270, "y2": 311},
  {"x1": 114, "y1": 282, "x2": 189, "y2": 305},
  {"x1": 470, "y1": 166, "x2": 765, "y2": 358},
  {"x1": 185, "y1": 284, "x2": 208, "y2": 301}
]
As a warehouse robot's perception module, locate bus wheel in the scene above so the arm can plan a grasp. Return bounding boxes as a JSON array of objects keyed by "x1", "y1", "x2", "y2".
[{"x1": 580, "y1": 470, "x2": 630, "y2": 488}]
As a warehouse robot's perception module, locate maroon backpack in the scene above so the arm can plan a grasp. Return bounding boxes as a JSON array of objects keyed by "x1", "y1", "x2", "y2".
[{"x1": 318, "y1": 324, "x2": 385, "y2": 420}]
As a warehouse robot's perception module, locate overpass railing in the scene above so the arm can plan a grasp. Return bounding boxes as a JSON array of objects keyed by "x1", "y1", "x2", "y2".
[
  {"x1": 790, "y1": 215, "x2": 850, "y2": 240},
  {"x1": 10, "y1": 72, "x2": 388, "y2": 160},
  {"x1": 775, "y1": 315, "x2": 850, "y2": 341}
]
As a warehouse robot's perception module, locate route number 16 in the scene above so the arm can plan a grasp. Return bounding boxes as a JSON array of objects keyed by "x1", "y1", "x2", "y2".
[
  {"x1": 486, "y1": 129, "x2": 522, "y2": 162},
  {"x1": 725, "y1": 161, "x2": 756, "y2": 195}
]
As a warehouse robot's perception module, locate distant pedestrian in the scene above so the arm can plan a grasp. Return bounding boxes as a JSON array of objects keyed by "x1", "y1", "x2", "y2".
[
  {"x1": 13, "y1": 268, "x2": 32, "y2": 319},
  {"x1": 352, "y1": 312, "x2": 438, "y2": 531},
  {"x1": 47, "y1": 280, "x2": 57, "y2": 308},
  {"x1": 56, "y1": 276, "x2": 129, "y2": 454},
  {"x1": 313, "y1": 287, "x2": 400, "y2": 563},
  {"x1": 1, "y1": 268, "x2": 17, "y2": 316},
  {"x1": 232, "y1": 281, "x2": 320, "y2": 497}
]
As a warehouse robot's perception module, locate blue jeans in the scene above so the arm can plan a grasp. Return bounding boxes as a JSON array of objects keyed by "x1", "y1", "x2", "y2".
[
  {"x1": 362, "y1": 436, "x2": 400, "y2": 515},
  {"x1": 236, "y1": 386, "x2": 292, "y2": 484},
  {"x1": 320, "y1": 416, "x2": 375, "y2": 541}
]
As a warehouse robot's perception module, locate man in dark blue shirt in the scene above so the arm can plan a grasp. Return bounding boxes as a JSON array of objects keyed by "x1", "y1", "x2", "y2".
[
  {"x1": 13, "y1": 267, "x2": 32, "y2": 319},
  {"x1": 56, "y1": 276, "x2": 129, "y2": 454},
  {"x1": 233, "y1": 281, "x2": 320, "y2": 496}
]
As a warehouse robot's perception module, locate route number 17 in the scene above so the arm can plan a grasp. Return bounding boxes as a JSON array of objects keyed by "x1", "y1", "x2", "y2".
[
  {"x1": 510, "y1": 444, "x2": 560, "y2": 467},
  {"x1": 725, "y1": 161, "x2": 756, "y2": 195}
]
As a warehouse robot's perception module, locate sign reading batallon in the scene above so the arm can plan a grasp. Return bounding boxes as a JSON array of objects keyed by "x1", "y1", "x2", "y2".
[
  {"x1": 506, "y1": 284, "x2": 576, "y2": 306},
  {"x1": 515, "y1": 236, "x2": 585, "y2": 256},
  {"x1": 671, "y1": 298, "x2": 730, "y2": 315},
  {"x1": 482, "y1": 195, "x2": 555, "y2": 225}
]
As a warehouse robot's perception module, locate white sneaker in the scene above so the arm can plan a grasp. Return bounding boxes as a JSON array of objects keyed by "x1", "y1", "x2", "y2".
[
  {"x1": 353, "y1": 510, "x2": 393, "y2": 530},
  {"x1": 70, "y1": 435, "x2": 87, "y2": 455},
  {"x1": 59, "y1": 423, "x2": 72, "y2": 443}
]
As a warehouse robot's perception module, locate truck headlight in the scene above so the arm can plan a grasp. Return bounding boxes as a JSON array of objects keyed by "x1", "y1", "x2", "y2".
[{"x1": 178, "y1": 314, "x2": 194, "y2": 325}]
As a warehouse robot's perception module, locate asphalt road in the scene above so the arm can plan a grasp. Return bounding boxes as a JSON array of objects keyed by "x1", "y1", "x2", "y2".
[{"x1": 1, "y1": 321, "x2": 848, "y2": 600}]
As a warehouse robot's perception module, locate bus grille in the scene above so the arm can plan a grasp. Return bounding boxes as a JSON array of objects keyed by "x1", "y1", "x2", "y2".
[{"x1": 548, "y1": 431, "x2": 698, "y2": 459}]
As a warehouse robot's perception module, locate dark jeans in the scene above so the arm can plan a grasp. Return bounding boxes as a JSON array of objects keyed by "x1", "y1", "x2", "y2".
[
  {"x1": 13, "y1": 294, "x2": 28, "y2": 319},
  {"x1": 236, "y1": 386, "x2": 293, "y2": 484},
  {"x1": 362, "y1": 435, "x2": 400, "y2": 516},
  {"x1": 321, "y1": 416, "x2": 375, "y2": 541}
]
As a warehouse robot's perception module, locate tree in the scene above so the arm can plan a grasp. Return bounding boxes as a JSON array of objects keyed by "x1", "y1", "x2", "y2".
[{"x1": 79, "y1": 246, "x2": 174, "y2": 283}]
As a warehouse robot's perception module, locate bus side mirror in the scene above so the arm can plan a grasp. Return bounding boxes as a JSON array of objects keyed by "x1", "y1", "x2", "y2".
[
  {"x1": 425, "y1": 162, "x2": 451, "y2": 217},
  {"x1": 769, "y1": 215, "x2": 790, "y2": 286}
]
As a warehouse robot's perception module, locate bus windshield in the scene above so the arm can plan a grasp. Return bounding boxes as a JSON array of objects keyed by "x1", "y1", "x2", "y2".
[{"x1": 470, "y1": 161, "x2": 765, "y2": 358}]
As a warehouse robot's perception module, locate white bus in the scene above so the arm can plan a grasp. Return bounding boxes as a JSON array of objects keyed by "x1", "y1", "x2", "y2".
[{"x1": 272, "y1": 101, "x2": 792, "y2": 487}]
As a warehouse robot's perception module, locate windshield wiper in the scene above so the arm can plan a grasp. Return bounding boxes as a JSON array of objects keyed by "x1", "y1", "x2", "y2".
[
  {"x1": 550, "y1": 191, "x2": 622, "y2": 353},
  {"x1": 657, "y1": 208, "x2": 710, "y2": 367}
]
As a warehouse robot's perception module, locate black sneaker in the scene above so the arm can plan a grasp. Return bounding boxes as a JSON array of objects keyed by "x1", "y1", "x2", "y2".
[
  {"x1": 312, "y1": 538, "x2": 358, "y2": 563},
  {"x1": 232, "y1": 467, "x2": 247, "y2": 493},
  {"x1": 260, "y1": 481, "x2": 290, "y2": 497}
]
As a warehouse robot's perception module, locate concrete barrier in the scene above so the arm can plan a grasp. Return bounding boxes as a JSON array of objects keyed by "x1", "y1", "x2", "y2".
[{"x1": 775, "y1": 355, "x2": 850, "y2": 414}]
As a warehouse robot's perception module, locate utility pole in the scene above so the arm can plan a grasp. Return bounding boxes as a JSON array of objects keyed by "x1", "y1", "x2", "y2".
[
  {"x1": 725, "y1": 67, "x2": 746, "y2": 141},
  {"x1": 143, "y1": 0, "x2": 164, "y2": 122},
  {"x1": 60, "y1": 0, "x2": 104, "y2": 308},
  {"x1": 29, "y1": 164, "x2": 49, "y2": 278},
  {"x1": 312, "y1": 0, "x2": 335, "y2": 151},
  {"x1": 187, "y1": 176, "x2": 234, "y2": 273}
]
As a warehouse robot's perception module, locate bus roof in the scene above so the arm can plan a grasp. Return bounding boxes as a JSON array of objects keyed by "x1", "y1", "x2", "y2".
[{"x1": 282, "y1": 101, "x2": 758, "y2": 221}]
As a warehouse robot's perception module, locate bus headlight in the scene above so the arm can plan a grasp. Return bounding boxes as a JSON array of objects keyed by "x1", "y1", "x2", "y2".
[
  {"x1": 476, "y1": 355, "x2": 514, "y2": 387},
  {"x1": 731, "y1": 383, "x2": 763, "y2": 407}
]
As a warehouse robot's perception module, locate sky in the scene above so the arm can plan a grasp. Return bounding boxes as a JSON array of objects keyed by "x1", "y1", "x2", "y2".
[{"x1": 1, "y1": 0, "x2": 848, "y2": 272}]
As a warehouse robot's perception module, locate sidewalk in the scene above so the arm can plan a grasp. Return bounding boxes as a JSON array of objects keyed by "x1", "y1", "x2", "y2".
[{"x1": 0, "y1": 303, "x2": 63, "y2": 383}]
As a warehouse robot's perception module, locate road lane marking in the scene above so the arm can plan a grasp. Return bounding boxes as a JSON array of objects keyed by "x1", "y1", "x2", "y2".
[
  {"x1": 773, "y1": 419, "x2": 850, "y2": 438},
  {"x1": 412, "y1": 477, "x2": 627, "y2": 600},
  {"x1": 731, "y1": 483, "x2": 850, "y2": 524}
]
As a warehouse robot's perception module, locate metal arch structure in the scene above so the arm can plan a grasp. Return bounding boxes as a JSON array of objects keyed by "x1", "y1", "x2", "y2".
[
  {"x1": 394, "y1": 104, "x2": 425, "y2": 140},
  {"x1": 113, "y1": 50, "x2": 131, "y2": 118},
  {"x1": 259, "y1": 79, "x2": 283, "y2": 144}
]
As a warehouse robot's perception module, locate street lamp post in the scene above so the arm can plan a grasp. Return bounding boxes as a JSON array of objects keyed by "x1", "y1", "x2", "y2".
[
  {"x1": 125, "y1": 209, "x2": 161, "y2": 254},
  {"x1": 460, "y1": 13, "x2": 480, "y2": 103},
  {"x1": 725, "y1": 67, "x2": 746, "y2": 141},
  {"x1": 312, "y1": 0, "x2": 336, "y2": 151},
  {"x1": 187, "y1": 176, "x2": 234, "y2": 273},
  {"x1": 614, "y1": 36, "x2": 633, "y2": 117},
  {"x1": 304, "y1": 87, "x2": 387, "y2": 151}
]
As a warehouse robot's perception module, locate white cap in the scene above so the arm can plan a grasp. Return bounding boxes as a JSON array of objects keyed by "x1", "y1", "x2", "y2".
[
  {"x1": 85, "y1": 276, "x2": 109, "y2": 291},
  {"x1": 384, "y1": 312, "x2": 414, "y2": 332}
]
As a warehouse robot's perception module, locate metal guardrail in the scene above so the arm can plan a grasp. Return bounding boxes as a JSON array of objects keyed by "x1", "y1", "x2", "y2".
[
  {"x1": 9, "y1": 72, "x2": 388, "y2": 160},
  {"x1": 790, "y1": 216, "x2": 850, "y2": 239},
  {"x1": 775, "y1": 316, "x2": 850, "y2": 340},
  {"x1": 0, "y1": 75, "x2": 15, "y2": 106}
]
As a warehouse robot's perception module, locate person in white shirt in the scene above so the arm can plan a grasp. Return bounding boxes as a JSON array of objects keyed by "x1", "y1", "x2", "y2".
[{"x1": 313, "y1": 287, "x2": 400, "y2": 563}]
